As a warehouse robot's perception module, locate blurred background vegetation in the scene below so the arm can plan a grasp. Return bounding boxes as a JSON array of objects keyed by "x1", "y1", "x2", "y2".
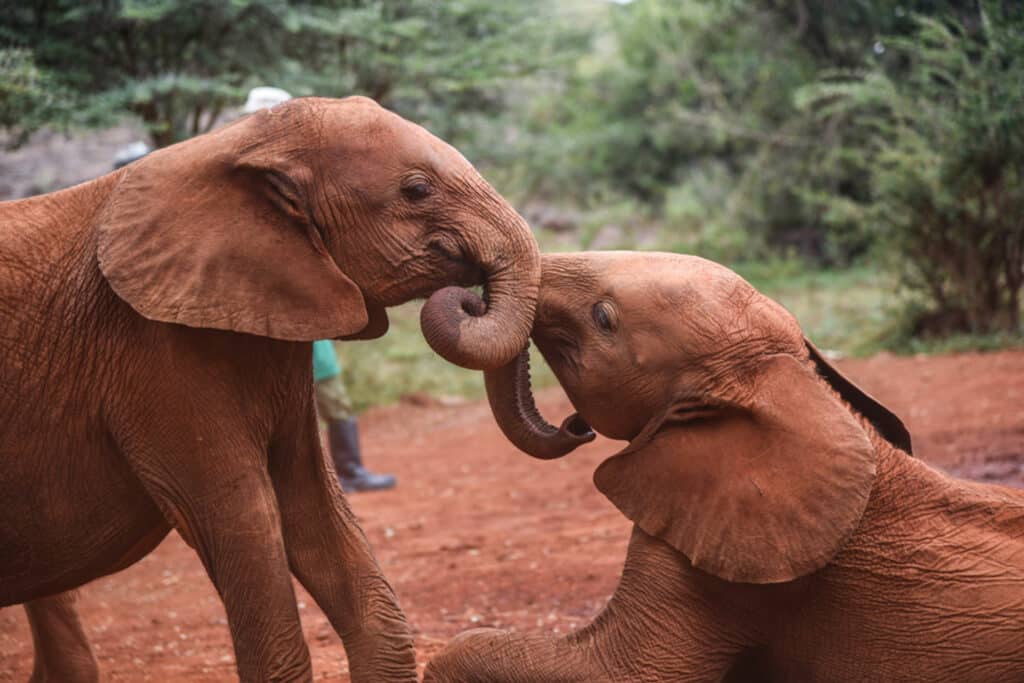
[{"x1": 3, "y1": 0, "x2": 1022, "y2": 408}]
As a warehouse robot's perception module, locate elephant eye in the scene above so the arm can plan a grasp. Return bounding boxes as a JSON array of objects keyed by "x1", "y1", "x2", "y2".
[
  {"x1": 402, "y1": 181, "x2": 433, "y2": 201},
  {"x1": 592, "y1": 302, "x2": 616, "y2": 333}
]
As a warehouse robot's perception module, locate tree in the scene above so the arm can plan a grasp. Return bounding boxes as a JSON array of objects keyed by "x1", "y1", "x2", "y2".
[
  {"x1": 1, "y1": 0, "x2": 577, "y2": 153},
  {"x1": 797, "y1": 3, "x2": 1024, "y2": 334},
  {"x1": 0, "y1": 47, "x2": 66, "y2": 147},
  {"x1": 2, "y1": 1, "x2": 302, "y2": 147},
  {"x1": 494, "y1": 0, "x2": 1023, "y2": 285},
  {"x1": 872, "y1": 8, "x2": 1024, "y2": 334},
  {"x1": 280, "y1": 0, "x2": 585, "y2": 157}
]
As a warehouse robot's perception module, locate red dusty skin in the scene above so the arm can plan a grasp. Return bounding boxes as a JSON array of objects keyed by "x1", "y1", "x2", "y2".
[{"x1": 484, "y1": 346, "x2": 595, "y2": 460}]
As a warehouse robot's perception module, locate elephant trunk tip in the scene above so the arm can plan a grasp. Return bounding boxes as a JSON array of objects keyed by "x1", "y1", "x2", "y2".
[{"x1": 561, "y1": 413, "x2": 595, "y2": 440}]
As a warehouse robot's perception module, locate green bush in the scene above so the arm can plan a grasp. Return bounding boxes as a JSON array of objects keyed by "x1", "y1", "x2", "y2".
[
  {"x1": 799, "y1": 9, "x2": 1024, "y2": 335},
  {"x1": 0, "y1": 48, "x2": 68, "y2": 147},
  {"x1": 5, "y1": 0, "x2": 1022, "y2": 352},
  {"x1": 1, "y1": 1, "x2": 578, "y2": 151},
  {"x1": 880, "y1": 11, "x2": 1024, "y2": 335}
]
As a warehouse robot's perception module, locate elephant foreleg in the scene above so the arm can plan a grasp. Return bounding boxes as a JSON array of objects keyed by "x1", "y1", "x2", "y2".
[
  {"x1": 123, "y1": 438, "x2": 313, "y2": 682},
  {"x1": 269, "y1": 406, "x2": 416, "y2": 683},
  {"x1": 25, "y1": 591, "x2": 99, "y2": 683}
]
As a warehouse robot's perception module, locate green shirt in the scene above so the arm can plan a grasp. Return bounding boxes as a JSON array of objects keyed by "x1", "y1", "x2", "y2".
[{"x1": 312, "y1": 340, "x2": 342, "y2": 383}]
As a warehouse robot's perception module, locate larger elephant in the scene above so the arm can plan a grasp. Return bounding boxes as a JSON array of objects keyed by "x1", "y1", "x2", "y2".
[
  {"x1": 0, "y1": 96, "x2": 540, "y2": 682},
  {"x1": 426, "y1": 251, "x2": 1024, "y2": 682}
]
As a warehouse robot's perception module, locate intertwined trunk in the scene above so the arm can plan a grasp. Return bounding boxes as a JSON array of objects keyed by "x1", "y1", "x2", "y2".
[{"x1": 420, "y1": 210, "x2": 541, "y2": 371}]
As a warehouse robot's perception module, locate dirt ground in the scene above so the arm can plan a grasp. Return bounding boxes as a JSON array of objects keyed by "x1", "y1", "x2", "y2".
[{"x1": 2, "y1": 349, "x2": 1022, "y2": 681}]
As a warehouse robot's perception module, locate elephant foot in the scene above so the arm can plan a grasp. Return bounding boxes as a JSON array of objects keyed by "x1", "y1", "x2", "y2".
[
  {"x1": 341, "y1": 614, "x2": 417, "y2": 682},
  {"x1": 29, "y1": 656, "x2": 99, "y2": 683},
  {"x1": 26, "y1": 593, "x2": 100, "y2": 683}
]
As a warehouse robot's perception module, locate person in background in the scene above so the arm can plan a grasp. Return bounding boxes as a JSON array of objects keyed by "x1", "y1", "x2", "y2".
[
  {"x1": 245, "y1": 89, "x2": 395, "y2": 493},
  {"x1": 313, "y1": 340, "x2": 397, "y2": 492}
]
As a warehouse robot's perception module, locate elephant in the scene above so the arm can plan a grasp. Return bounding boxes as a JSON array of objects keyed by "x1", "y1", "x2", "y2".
[
  {"x1": 0, "y1": 96, "x2": 542, "y2": 682},
  {"x1": 425, "y1": 251, "x2": 1024, "y2": 682}
]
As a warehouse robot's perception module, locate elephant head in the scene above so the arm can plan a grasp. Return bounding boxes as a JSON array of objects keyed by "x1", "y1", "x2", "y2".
[
  {"x1": 96, "y1": 96, "x2": 539, "y2": 370},
  {"x1": 485, "y1": 251, "x2": 912, "y2": 583}
]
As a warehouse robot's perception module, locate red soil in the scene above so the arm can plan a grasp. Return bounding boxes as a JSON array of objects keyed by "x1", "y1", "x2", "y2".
[{"x1": 2, "y1": 349, "x2": 1022, "y2": 681}]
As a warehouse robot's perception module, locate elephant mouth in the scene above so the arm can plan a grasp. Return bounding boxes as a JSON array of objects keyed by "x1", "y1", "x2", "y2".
[
  {"x1": 337, "y1": 299, "x2": 390, "y2": 340},
  {"x1": 375, "y1": 258, "x2": 483, "y2": 309},
  {"x1": 426, "y1": 231, "x2": 488, "y2": 289},
  {"x1": 532, "y1": 330, "x2": 583, "y2": 383}
]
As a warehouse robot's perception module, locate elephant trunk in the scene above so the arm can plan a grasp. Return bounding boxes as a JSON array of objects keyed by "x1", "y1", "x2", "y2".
[
  {"x1": 483, "y1": 347, "x2": 594, "y2": 459},
  {"x1": 420, "y1": 211, "x2": 540, "y2": 371}
]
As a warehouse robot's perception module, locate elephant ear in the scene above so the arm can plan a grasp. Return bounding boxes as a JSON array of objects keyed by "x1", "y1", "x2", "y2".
[
  {"x1": 804, "y1": 338, "x2": 913, "y2": 454},
  {"x1": 593, "y1": 353, "x2": 876, "y2": 584},
  {"x1": 96, "y1": 111, "x2": 369, "y2": 340}
]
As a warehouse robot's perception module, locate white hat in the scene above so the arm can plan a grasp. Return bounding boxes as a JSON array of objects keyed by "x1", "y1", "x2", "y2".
[
  {"x1": 113, "y1": 141, "x2": 152, "y2": 168},
  {"x1": 243, "y1": 86, "x2": 293, "y2": 113}
]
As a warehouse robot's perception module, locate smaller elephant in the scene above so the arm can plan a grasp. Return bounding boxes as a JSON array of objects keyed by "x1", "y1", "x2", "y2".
[{"x1": 426, "y1": 252, "x2": 1024, "y2": 682}]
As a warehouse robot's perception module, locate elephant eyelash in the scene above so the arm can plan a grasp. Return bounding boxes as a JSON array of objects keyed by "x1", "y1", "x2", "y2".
[
  {"x1": 263, "y1": 170, "x2": 305, "y2": 218},
  {"x1": 591, "y1": 302, "x2": 617, "y2": 333},
  {"x1": 669, "y1": 399, "x2": 721, "y2": 423}
]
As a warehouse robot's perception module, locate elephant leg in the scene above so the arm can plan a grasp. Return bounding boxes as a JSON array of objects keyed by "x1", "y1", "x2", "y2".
[
  {"x1": 424, "y1": 629, "x2": 597, "y2": 682},
  {"x1": 269, "y1": 407, "x2": 416, "y2": 682},
  {"x1": 25, "y1": 591, "x2": 99, "y2": 683},
  {"x1": 125, "y1": 442, "x2": 312, "y2": 682}
]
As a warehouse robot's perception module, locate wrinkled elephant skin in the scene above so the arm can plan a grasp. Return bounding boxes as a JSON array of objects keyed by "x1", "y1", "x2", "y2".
[
  {"x1": 0, "y1": 96, "x2": 541, "y2": 682},
  {"x1": 429, "y1": 251, "x2": 1024, "y2": 682}
]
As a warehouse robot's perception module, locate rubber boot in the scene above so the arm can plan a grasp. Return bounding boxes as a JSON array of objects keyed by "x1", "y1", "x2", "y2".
[{"x1": 327, "y1": 417, "x2": 397, "y2": 493}]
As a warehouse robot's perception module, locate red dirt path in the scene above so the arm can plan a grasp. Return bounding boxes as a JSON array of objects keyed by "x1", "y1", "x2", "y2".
[{"x1": 2, "y1": 349, "x2": 1023, "y2": 681}]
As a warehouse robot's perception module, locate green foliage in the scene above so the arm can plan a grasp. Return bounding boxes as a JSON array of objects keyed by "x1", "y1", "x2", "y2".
[
  {"x1": 799, "y1": 6, "x2": 1024, "y2": 334},
  {"x1": 3, "y1": 1, "x2": 573, "y2": 150},
  {"x1": 516, "y1": 0, "x2": 1023, "y2": 340},
  {"x1": 3, "y1": 1, "x2": 296, "y2": 146},
  {"x1": 527, "y1": 2, "x2": 815, "y2": 204},
  {"x1": 0, "y1": 48, "x2": 68, "y2": 147},
  {"x1": 511, "y1": 1, "x2": 838, "y2": 259},
  {"x1": 509, "y1": 0, "x2": 1022, "y2": 273},
  {"x1": 280, "y1": 0, "x2": 586, "y2": 158},
  {"x1": 5, "y1": 0, "x2": 1022, "y2": 361},
  {"x1": 658, "y1": 161, "x2": 749, "y2": 261},
  {"x1": 882, "y1": 8, "x2": 1024, "y2": 335}
]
